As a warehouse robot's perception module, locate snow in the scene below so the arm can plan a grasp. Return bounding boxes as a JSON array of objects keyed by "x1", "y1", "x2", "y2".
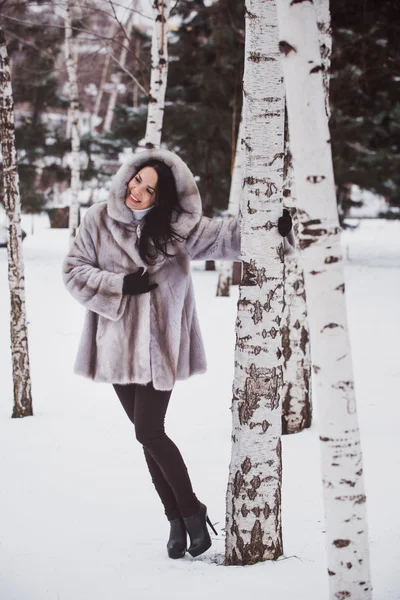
[{"x1": 0, "y1": 215, "x2": 399, "y2": 600}]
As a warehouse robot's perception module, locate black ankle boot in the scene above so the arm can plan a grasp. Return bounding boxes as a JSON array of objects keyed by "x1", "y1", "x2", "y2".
[
  {"x1": 182, "y1": 502, "x2": 218, "y2": 558},
  {"x1": 167, "y1": 517, "x2": 187, "y2": 559}
]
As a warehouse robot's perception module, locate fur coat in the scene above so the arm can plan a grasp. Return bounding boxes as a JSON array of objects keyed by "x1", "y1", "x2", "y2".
[{"x1": 62, "y1": 149, "x2": 241, "y2": 390}]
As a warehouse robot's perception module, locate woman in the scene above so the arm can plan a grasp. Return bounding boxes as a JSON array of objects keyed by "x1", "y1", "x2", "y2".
[{"x1": 63, "y1": 149, "x2": 292, "y2": 560}]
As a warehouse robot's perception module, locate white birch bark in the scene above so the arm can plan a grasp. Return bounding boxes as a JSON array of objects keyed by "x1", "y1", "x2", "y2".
[
  {"x1": 225, "y1": 0, "x2": 285, "y2": 565},
  {"x1": 64, "y1": 0, "x2": 81, "y2": 244},
  {"x1": 0, "y1": 26, "x2": 33, "y2": 418},
  {"x1": 133, "y1": 37, "x2": 141, "y2": 108},
  {"x1": 103, "y1": 16, "x2": 133, "y2": 133},
  {"x1": 276, "y1": 1, "x2": 372, "y2": 597},
  {"x1": 92, "y1": 47, "x2": 112, "y2": 133},
  {"x1": 281, "y1": 119, "x2": 312, "y2": 434},
  {"x1": 216, "y1": 116, "x2": 244, "y2": 297},
  {"x1": 315, "y1": 0, "x2": 332, "y2": 118},
  {"x1": 144, "y1": 0, "x2": 171, "y2": 149}
]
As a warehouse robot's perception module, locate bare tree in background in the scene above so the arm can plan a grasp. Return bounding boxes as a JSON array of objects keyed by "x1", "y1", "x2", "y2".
[
  {"x1": 64, "y1": 0, "x2": 81, "y2": 244},
  {"x1": 216, "y1": 115, "x2": 244, "y2": 297},
  {"x1": 0, "y1": 26, "x2": 33, "y2": 418}
]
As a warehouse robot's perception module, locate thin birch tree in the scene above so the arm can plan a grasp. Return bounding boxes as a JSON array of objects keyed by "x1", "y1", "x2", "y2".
[
  {"x1": 276, "y1": 1, "x2": 372, "y2": 597},
  {"x1": 281, "y1": 0, "x2": 331, "y2": 435},
  {"x1": 144, "y1": 0, "x2": 171, "y2": 149},
  {"x1": 281, "y1": 122, "x2": 312, "y2": 434},
  {"x1": 225, "y1": 0, "x2": 285, "y2": 565},
  {"x1": 216, "y1": 116, "x2": 244, "y2": 297},
  {"x1": 64, "y1": 0, "x2": 81, "y2": 244},
  {"x1": 103, "y1": 14, "x2": 134, "y2": 132},
  {"x1": 0, "y1": 26, "x2": 33, "y2": 418}
]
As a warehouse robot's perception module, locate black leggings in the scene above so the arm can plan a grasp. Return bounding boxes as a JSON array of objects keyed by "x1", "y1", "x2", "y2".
[{"x1": 113, "y1": 382, "x2": 199, "y2": 521}]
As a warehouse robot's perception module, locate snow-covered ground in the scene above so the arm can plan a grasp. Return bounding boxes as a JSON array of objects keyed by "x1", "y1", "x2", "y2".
[{"x1": 0, "y1": 216, "x2": 399, "y2": 600}]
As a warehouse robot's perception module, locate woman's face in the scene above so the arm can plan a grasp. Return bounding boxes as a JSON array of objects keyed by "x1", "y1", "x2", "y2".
[{"x1": 125, "y1": 166, "x2": 158, "y2": 210}]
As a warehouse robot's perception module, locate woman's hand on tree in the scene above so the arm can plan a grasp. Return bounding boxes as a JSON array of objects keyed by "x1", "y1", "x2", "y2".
[{"x1": 278, "y1": 209, "x2": 293, "y2": 237}]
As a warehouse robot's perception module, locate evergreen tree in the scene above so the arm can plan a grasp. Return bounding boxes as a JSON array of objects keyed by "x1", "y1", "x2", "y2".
[
  {"x1": 1, "y1": 2, "x2": 67, "y2": 213},
  {"x1": 330, "y1": 0, "x2": 400, "y2": 211}
]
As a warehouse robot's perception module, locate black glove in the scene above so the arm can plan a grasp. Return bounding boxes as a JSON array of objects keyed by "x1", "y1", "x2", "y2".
[
  {"x1": 278, "y1": 208, "x2": 293, "y2": 237},
  {"x1": 122, "y1": 267, "x2": 158, "y2": 296}
]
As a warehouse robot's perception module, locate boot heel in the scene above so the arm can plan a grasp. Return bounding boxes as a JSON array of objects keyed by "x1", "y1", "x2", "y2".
[{"x1": 206, "y1": 516, "x2": 218, "y2": 536}]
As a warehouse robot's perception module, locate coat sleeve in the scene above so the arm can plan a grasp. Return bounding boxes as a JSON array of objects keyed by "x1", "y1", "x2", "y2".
[
  {"x1": 62, "y1": 209, "x2": 126, "y2": 321},
  {"x1": 185, "y1": 216, "x2": 241, "y2": 261}
]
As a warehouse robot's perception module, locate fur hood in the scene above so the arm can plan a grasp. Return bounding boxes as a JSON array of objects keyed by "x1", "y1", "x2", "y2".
[{"x1": 107, "y1": 149, "x2": 203, "y2": 238}]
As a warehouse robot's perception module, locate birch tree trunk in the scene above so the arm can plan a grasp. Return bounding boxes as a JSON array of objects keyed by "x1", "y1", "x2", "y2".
[
  {"x1": 216, "y1": 116, "x2": 244, "y2": 297},
  {"x1": 144, "y1": 0, "x2": 171, "y2": 149},
  {"x1": 64, "y1": 0, "x2": 81, "y2": 244},
  {"x1": 225, "y1": 0, "x2": 285, "y2": 566},
  {"x1": 281, "y1": 0, "x2": 331, "y2": 434},
  {"x1": 315, "y1": 0, "x2": 332, "y2": 118},
  {"x1": 281, "y1": 117, "x2": 312, "y2": 434},
  {"x1": 0, "y1": 27, "x2": 33, "y2": 418},
  {"x1": 103, "y1": 16, "x2": 133, "y2": 133},
  {"x1": 92, "y1": 45, "x2": 113, "y2": 133},
  {"x1": 276, "y1": 1, "x2": 372, "y2": 597},
  {"x1": 133, "y1": 37, "x2": 141, "y2": 108}
]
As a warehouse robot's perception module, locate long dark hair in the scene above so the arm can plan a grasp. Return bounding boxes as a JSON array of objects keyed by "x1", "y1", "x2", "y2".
[{"x1": 132, "y1": 160, "x2": 190, "y2": 266}]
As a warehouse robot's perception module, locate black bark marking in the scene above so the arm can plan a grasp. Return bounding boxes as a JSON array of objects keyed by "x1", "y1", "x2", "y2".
[
  {"x1": 269, "y1": 327, "x2": 278, "y2": 339},
  {"x1": 236, "y1": 334, "x2": 252, "y2": 350},
  {"x1": 242, "y1": 457, "x2": 252, "y2": 474},
  {"x1": 239, "y1": 365, "x2": 281, "y2": 425},
  {"x1": 233, "y1": 471, "x2": 244, "y2": 498},
  {"x1": 310, "y1": 64, "x2": 324, "y2": 74},
  {"x1": 241, "y1": 503, "x2": 250, "y2": 517},
  {"x1": 328, "y1": 569, "x2": 336, "y2": 576},
  {"x1": 246, "y1": 200, "x2": 257, "y2": 215},
  {"x1": 340, "y1": 479, "x2": 356, "y2": 488},
  {"x1": 333, "y1": 539, "x2": 351, "y2": 548},
  {"x1": 241, "y1": 261, "x2": 258, "y2": 287},
  {"x1": 290, "y1": 0, "x2": 313, "y2": 4},
  {"x1": 265, "y1": 181, "x2": 278, "y2": 198},
  {"x1": 306, "y1": 175, "x2": 326, "y2": 184},
  {"x1": 300, "y1": 326, "x2": 309, "y2": 356},
  {"x1": 320, "y1": 436, "x2": 333, "y2": 442},
  {"x1": 313, "y1": 365, "x2": 320, "y2": 374},
  {"x1": 281, "y1": 325, "x2": 291, "y2": 366},
  {"x1": 310, "y1": 270, "x2": 321, "y2": 275},
  {"x1": 346, "y1": 563, "x2": 353, "y2": 569},
  {"x1": 325, "y1": 256, "x2": 339, "y2": 264},
  {"x1": 249, "y1": 52, "x2": 276, "y2": 63},
  {"x1": 336, "y1": 283, "x2": 345, "y2": 293},
  {"x1": 322, "y1": 323, "x2": 343, "y2": 331},
  {"x1": 262, "y1": 420, "x2": 270, "y2": 433},
  {"x1": 335, "y1": 593, "x2": 351, "y2": 600},
  {"x1": 299, "y1": 238, "x2": 315, "y2": 250},
  {"x1": 279, "y1": 41, "x2": 297, "y2": 56}
]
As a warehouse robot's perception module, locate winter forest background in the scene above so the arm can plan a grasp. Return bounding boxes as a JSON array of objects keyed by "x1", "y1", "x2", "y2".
[
  {"x1": 1, "y1": 0, "x2": 399, "y2": 222},
  {"x1": 1, "y1": 1, "x2": 400, "y2": 599}
]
